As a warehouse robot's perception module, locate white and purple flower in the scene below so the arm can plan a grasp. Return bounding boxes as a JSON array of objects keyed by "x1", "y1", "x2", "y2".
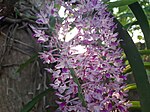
[{"x1": 31, "y1": 0, "x2": 130, "y2": 111}]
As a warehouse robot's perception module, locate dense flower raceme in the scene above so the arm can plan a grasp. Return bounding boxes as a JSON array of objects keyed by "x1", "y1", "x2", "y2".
[{"x1": 31, "y1": 0, "x2": 131, "y2": 111}]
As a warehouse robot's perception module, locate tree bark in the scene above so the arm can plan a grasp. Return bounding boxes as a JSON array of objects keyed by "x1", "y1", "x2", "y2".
[
  {"x1": 0, "y1": 24, "x2": 47, "y2": 112},
  {"x1": 0, "y1": 4, "x2": 58, "y2": 111}
]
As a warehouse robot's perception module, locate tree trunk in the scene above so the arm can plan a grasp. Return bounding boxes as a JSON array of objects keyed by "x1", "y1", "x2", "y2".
[{"x1": 0, "y1": 0, "x2": 56, "y2": 111}]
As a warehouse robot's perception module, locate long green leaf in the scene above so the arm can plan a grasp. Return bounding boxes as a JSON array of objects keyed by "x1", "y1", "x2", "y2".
[
  {"x1": 69, "y1": 68, "x2": 86, "y2": 107},
  {"x1": 124, "y1": 21, "x2": 138, "y2": 30},
  {"x1": 114, "y1": 18, "x2": 150, "y2": 112},
  {"x1": 49, "y1": 16, "x2": 56, "y2": 33},
  {"x1": 144, "y1": 62, "x2": 150, "y2": 69},
  {"x1": 129, "y1": 2, "x2": 150, "y2": 49},
  {"x1": 20, "y1": 88, "x2": 54, "y2": 112},
  {"x1": 17, "y1": 54, "x2": 38, "y2": 73},
  {"x1": 108, "y1": 0, "x2": 138, "y2": 9},
  {"x1": 139, "y1": 49, "x2": 150, "y2": 55},
  {"x1": 123, "y1": 49, "x2": 150, "y2": 62}
]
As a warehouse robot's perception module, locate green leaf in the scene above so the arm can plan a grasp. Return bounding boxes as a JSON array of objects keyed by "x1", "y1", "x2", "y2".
[
  {"x1": 119, "y1": 13, "x2": 134, "y2": 18},
  {"x1": 114, "y1": 17, "x2": 150, "y2": 112},
  {"x1": 129, "y1": 2, "x2": 150, "y2": 49},
  {"x1": 108, "y1": 0, "x2": 138, "y2": 9},
  {"x1": 144, "y1": 62, "x2": 150, "y2": 69},
  {"x1": 118, "y1": 6, "x2": 128, "y2": 13},
  {"x1": 49, "y1": 16, "x2": 56, "y2": 32},
  {"x1": 69, "y1": 68, "x2": 86, "y2": 107},
  {"x1": 17, "y1": 54, "x2": 38, "y2": 73},
  {"x1": 124, "y1": 21, "x2": 138, "y2": 30},
  {"x1": 124, "y1": 83, "x2": 137, "y2": 91},
  {"x1": 50, "y1": 16, "x2": 56, "y2": 29},
  {"x1": 123, "y1": 50, "x2": 150, "y2": 61},
  {"x1": 20, "y1": 88, "x2": 54, "y2": 112},
  {"x1": 139, "y1": 50, "x2": 150, "y2": 55}
]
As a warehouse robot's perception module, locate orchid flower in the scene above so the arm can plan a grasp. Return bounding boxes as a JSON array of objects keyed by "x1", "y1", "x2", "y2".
[{"x1": 31, "y1": 0, "x2": 130, "y2": 111}]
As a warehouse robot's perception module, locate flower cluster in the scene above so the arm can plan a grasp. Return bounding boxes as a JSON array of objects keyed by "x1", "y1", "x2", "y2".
[{"x1": 31, "y1": 0, "x2": 130, "y2": 111}]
